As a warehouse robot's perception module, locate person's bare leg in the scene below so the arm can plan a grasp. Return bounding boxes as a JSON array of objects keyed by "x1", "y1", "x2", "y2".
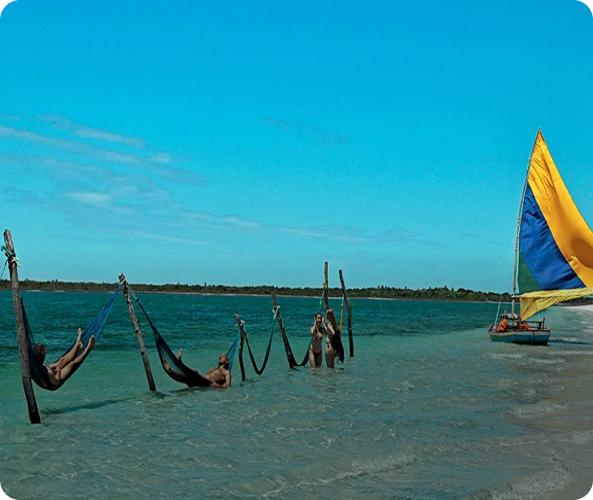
[
  {"x1": 59, "y1": 336, "x2": 96, "y2": 383},
  {"x1": 315, "y1": 352, "x2": 323, "y2": 366},
  {"x1": 309, "y1": 349, "x2": 317, "y2": 367},
  {"x1": 52, "y1": 328, "x2": 84, "y2": 370},
  {"x1": 325, "y1": 345, "x2": 335, "y2": 368}
]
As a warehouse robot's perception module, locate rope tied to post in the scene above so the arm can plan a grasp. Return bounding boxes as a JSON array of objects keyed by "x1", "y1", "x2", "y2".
[{"x1": 1, "y1": 244, "x2": 20, "y2": 277}]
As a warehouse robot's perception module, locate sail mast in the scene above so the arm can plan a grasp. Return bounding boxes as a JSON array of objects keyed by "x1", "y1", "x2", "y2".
[{"x1": 512, "y1": 129, "x2": 541, "y2": 315}]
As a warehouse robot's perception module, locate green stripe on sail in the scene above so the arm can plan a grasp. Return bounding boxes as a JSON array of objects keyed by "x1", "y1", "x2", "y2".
[{"x1": 518, "y1": 251, "x2": 541, "y2": 294}]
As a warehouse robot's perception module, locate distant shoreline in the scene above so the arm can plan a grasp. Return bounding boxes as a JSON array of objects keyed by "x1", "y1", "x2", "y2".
[
  {"x1": 2, "y1": 279, "x2": 592, "y2": 305},
  {"x1": 9, "y1": 288, "x2": 500, "y2": 303}
]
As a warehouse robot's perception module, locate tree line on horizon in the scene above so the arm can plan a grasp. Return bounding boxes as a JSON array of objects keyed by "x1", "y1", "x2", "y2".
[
  {"x1": 0, "y1": 279, "x2": 509, "y2": 301},
  {"x1": 2, "y1": 279, "x2": 592, "y2": 304}
]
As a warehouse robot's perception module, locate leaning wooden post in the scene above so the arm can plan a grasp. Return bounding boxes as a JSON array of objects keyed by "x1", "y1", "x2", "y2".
[
  {"x1": 272, "y1": 292, "x2": 296, "y2": 368},
  {"x1": 3, "y1": 230, "x2": 40, "y2": 424},
  {"x1": 323, "y1": 261, "x2": 330, "y2": 311},
  {"x1": 339, "y1": 269, "x2": 354, "y2": 357},
  {"x1": 235, "y1": 313, "x2": 246, "y2": 382},
  {"x1": 119, "y1": 274, "x2": 156, "y2": 392}
]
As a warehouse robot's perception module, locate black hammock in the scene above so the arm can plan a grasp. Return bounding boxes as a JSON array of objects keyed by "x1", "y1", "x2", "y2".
[
  {"x1": 22, "y1": 286, "x2": 121, "y2": 391},
  {"x1": 235, "y1": 313, "x2": 274, "y2": 379},
  {"x1": 272, "y1": 305, "x2": 310, "y2": 369},
  {"x1": 130, "y1": 293, "x2": 239, "y2": 387}
]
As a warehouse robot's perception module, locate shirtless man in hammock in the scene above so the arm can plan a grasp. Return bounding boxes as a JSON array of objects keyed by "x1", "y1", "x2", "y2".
[
  {"x1": 175, "y1": 350, "x2": 232, "y2": 388},
  {"x1": 36, "y1": 328, "x2": 96, "y2": 388}
]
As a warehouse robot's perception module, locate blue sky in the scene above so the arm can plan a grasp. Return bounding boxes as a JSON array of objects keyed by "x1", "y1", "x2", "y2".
[{"x1": 0, "y1": 0, "x2": 592, "y2": 290}]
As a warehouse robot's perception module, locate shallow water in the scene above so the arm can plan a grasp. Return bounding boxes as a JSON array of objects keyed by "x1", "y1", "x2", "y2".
[{"x1": 0, "y1": 291, "x2": 592, "y2": 499}]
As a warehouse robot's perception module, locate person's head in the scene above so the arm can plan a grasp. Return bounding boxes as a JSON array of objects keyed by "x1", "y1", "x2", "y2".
[
  {"x1": 315, "y1": 312, "x2": 323, "y2": 323},
  {"x1": 218, "y1": 353, "x2": 229, "y2": 369},
  {"x1": 35, "y1": 343, "x2": 47, "y2": 362},
  {"x1": 325, "y1": 308, "x2": 338, "y2": 328}
]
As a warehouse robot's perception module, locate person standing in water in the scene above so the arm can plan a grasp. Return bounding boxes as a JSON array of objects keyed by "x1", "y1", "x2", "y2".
[
  {"x1": 309, "y1": 312, "x2": 326, "y2": 366},
  {"x1": 324, "y1": 308, "x2": 345, "y2": 368}
]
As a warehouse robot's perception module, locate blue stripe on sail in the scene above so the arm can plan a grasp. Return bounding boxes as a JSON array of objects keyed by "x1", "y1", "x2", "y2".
[{"x1": 519, "y1": 184, "x2": 585, "y2": 291}]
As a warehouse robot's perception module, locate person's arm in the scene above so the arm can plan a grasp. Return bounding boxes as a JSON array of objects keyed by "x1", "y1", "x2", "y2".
[
  {"x1": 225, "y1": 370, "x2": 231, "y2": 388},
  {"x1": 311, "y1": 326, "x2": 323, "y2": 340},
  {"x1": 45, "y1": 365, "x2": 61, "y2": 386},
  {"x1": 325, "y1": 321, "x2": 335, "y2": 340}
]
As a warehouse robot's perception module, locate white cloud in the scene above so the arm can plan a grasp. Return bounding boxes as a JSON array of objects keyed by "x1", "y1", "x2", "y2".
[{"x1": 69, "y1": 191, "x2": 111, "y2": 206}]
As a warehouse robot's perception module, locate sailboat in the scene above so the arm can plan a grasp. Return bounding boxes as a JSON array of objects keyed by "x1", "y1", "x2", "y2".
[{"x1": 489, "y1": 130, "x2": 593, "y2": 345}]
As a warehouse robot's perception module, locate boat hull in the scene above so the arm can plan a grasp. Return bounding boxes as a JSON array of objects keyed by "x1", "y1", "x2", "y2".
[{"x1": 488, "y1": 329, "x2": 550, "y2": 345}]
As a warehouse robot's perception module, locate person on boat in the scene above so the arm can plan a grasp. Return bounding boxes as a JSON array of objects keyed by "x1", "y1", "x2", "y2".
[
  {"x1": 520, "y1": 321, "x2": 533, "y2": 331},
  {"x1": 496, "y1": 317, "x2": 509, "y2": 332},
  {"x1": 36, "y1": 328, "x2": 96, "y2": 388},
  {"x1": 309, "y1": 312, "x2": 326, "y2": 367},
  {"x1": 324, "y1": 308, "x2": 345, "y2": 368},
  {"x1": 174, "y1": 350, "x2": 232, "y2": 388}
]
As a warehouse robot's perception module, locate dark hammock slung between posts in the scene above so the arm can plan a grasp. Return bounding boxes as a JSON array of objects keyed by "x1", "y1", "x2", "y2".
[
  {"x1": 22, "y1": 286, "x2": 122, "y2": 391},
  {"x1": 271, "y1": 293, "x2": 310, "y2": 368},
  {"x1": 130, "y1": 291, "x2": 240, "y2": 387},
  {"x1": 235, "y1": 313, "x2": 274, "y2": 376}
]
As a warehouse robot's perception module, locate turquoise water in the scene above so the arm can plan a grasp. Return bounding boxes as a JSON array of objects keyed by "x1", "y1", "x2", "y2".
[{"x1": 1, "y1": 291, "x2": 592, "y2": 500}]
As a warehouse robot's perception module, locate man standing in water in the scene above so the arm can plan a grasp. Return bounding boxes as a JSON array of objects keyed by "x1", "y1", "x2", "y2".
[{"x1": 309, "y1": 312, "x2": 325, "y2": 366}]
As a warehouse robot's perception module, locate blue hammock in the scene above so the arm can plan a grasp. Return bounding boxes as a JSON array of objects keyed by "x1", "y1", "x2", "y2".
[{"x1": 23, "y1": 286, "x2": 121, "y2": 391}]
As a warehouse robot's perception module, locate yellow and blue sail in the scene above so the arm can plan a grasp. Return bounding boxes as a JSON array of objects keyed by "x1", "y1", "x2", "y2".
[{"x1": 518, "y1": 131, "x2": 593, "y2": 320}]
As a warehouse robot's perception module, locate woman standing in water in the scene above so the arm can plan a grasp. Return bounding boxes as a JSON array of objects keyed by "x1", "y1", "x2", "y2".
[
  {"x1": 309, "y1": 312, "x2": 325, "y2": 366},
  {"x1": 324, "y1": 308, "x2": 345, "y2": 368}
]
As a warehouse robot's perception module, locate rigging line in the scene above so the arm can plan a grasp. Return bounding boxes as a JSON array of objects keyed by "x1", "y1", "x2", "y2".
[{"x1": 495, "y1": 229, "x2": 517, "y2": 325}]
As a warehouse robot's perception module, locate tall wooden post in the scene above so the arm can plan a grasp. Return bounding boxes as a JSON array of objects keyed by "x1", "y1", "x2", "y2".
[
  {"x1": 119, "y1": 274, "x2": 156, "y2": 392},
  {"x1": 339, "y1": 269, "x2": 354, "y2": 357},
  {"x1": 4, "y1": 230, "x2": 40, "y2": 424},
  {"x1": 235, "y1": 313, "x2": 246, "y2": 382},
  {"x1": 272, "y1": 292, "x2": 296, "y2": 368},
  {"x1": 323, "y1": 261, "x2": 330, "y2": 311}
]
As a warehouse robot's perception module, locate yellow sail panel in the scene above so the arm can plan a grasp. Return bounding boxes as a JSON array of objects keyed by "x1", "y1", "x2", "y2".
[
  {"x1": 520, "y1": 287, "x2": 593, "y2": 320},
  {"x1": 528, "y1": 131, "x2": 593, "y2": 286}
]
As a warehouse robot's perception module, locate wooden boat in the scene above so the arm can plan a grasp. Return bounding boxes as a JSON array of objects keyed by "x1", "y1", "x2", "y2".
[{"x1": 489, "y1": 130, "x2": 593, "y2": 345}]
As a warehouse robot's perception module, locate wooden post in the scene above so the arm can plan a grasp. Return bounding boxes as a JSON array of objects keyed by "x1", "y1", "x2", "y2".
[
  {"x1": 119, "y1": 274, "x2": 156, "y2": 392},
  {"x1": 339, "y1": 269, "x2": 354, "y2": 357},
  {"x1": 4, "y1": 230, "x2": 40, "y2": 424},
  {"x1": 323, "y1": 261, "x2": 330, "y2": 311},
  {"x1": 235, "y1": 313, "x2": 246, "y2": 382},
  {"x1": 272, "y1": 292, "x2": 296, "y2": 368}
]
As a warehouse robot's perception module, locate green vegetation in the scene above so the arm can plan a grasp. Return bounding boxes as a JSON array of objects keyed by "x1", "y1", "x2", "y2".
[
  {"x1": 2, "y1": 279, "x2": 591, "y2": 304},
  {"x1": 0, "y1": 279, "x2": 517, "y2": 302}
]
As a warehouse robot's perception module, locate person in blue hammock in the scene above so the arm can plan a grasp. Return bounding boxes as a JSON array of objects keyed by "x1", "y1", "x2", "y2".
[
  {"x1": 175, "y1": 350, "x2": 232, "y2": 388},
  {"x1": 36, "y1": 328, "x2": 96, "y2": 387}
]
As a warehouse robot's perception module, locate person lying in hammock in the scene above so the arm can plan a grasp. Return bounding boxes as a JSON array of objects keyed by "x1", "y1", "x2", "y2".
[
  {"x1": 167, "y1": 350, "x2": 232, "y2": 388},
  {"x1": 36, "y1": 328, "x2": 96, "y2": 388}
]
